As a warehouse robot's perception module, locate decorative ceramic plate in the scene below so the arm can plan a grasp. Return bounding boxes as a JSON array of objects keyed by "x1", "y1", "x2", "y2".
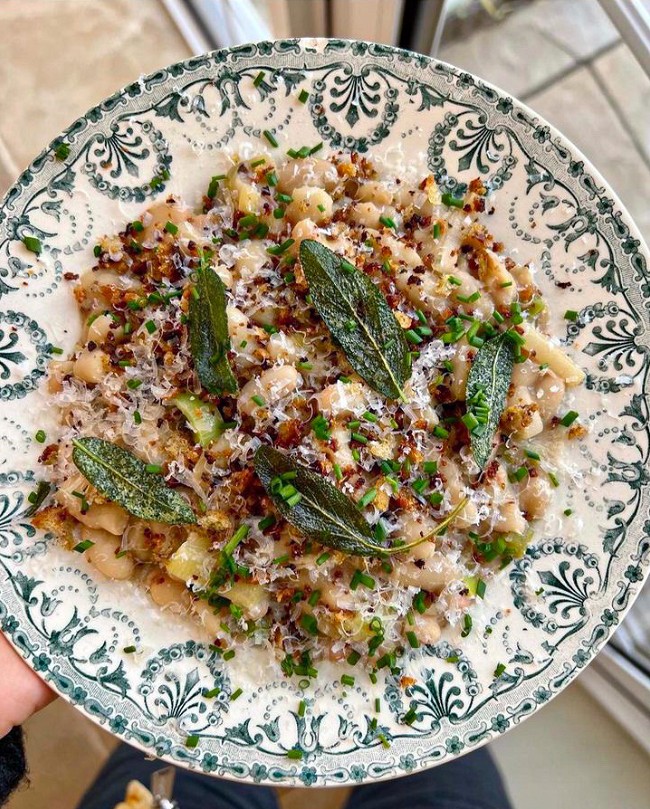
[{"x1": 1, "y1": 39, "x2": 649, "y2": 787}]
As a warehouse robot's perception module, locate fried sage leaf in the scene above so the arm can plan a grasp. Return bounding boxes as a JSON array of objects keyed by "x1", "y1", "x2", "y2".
[
  {"x1": 254, "y1": 446, "x2": 465, "y2": 557},
  {"x1": 72, "y1": 437, "x2": 196, "y2": 524},
  {"x1": 299, "y1": 239, "x2": 411, "y2": 401},
  {"x1": 189, "y1": 250, "x2": 238, "y2": 395},
  {"x1": 465, "y1": 332, "x2": 516, "y2": 470}
]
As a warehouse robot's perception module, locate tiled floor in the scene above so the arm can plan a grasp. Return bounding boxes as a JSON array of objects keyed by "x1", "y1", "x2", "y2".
[{"x1": 2, "y1": 1, "x2": 649, "y2": 808}]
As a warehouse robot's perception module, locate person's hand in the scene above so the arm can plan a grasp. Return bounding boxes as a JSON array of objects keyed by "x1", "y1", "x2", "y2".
[{"x1": 0, "y1": 631, "x2": 55, "y2": 738}]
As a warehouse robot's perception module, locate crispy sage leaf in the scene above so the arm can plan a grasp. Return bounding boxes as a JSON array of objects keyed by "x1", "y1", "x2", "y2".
[
  {"x1": 300, "y1": 240, "x2": 411, "y2": 401},
  {"x1": 72, "y1": 437, "x2": 196, "y2": 524},
  {"x1": 465, "y1": 332, "x2": 515, "y2": 470},
  {"x1": 189, "y1": 250, "x2": 238, "y2": 395},
  {"x1": 254, "y1": 446, "x2": 465, "y2": 557}
]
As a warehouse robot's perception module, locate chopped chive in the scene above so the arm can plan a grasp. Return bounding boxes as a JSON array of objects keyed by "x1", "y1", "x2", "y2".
[
  {"x1": 403, "y1": 707, "x2": 418, "y2": 725},
  {"x1": 263, "y1": 130, "x2": 278, "y2": 147},
  {"x1": 262, "y1": 324, "x2": 279, "y2": 335},
  {"x1": 223, "y1": 649, "x2": 235, "y2": 661},
  {"x1": 277, "y1": 192, "x2": 293, "y2": 203},
  {"x1": 144, "y1": 319, "x2": 156, "y2": 334},
  {"x1": 413, "y1": 591, "x2": 427, "y2": 614},
  {"x1": 251, "y1": 394, "x2": 265, "y2": 407},
  {"x1": 34, "y1": 429, "x2": 46, "y2": 443},
  {"x1": 362, "y1": 411, "x2": 378, "y2": 423},
  {"x1": 512, "y1": 466, "x2": 528, "y2": 482},
  {"x1": 296, "y1": 361, "x2": 313, "y2": 371},
  {"x1": 287, "y1": 748, "x2": 303, "y2": 760},
  {"x1": 460, "y1": 613, "x2": 473, "y2": 638},
  {"x1": 462, "y1": 412, "x2": 479, "y2": 432},
  {"x1": 23, "y1": 236, "x2": 42, "y2": 255},
  {"x1": 203, "y1": 687, "x2": 221, "y2": 699},
  {"x1": 164, "y1": 221, "x2": 178, "y2": 236},
  {"x1": 492, "y1": 309, "x2": 505, "y2": 324},
  {"x1": 499, "y1": 280, "x2": 513, "y2": 288},
  {"x1": 405, "y1": 329, "x2": 423, "y2": 344},
  {"x1": 433, "y1": 222, "x2": 441, "y2": 238},
  {"x1": 126, "y1": 379, "x2": 142, "y2": 390},
  {"x1": 378, "y1": 733, "x2": 391, "y2": 748},
  {"x1": 369, "y1": 671, "x2": 378, "y2": 684},
  {"x1": 298, "y1": 89, "x2": 309, "y2": 103},
  {"x1": 134, "y1": 410, "x2": 142, "y2": 425},
  {"x1": 441, "y1": 192, "x2": 464, "y2": 208},
  {"x1": 433, "y1": 425, "x2": 449, "y2": 439},
  {"x1": 309, "y1": 142, "x2": 323, "y2": 154},
  {"x1": 145, "y1": 464, "x2": 163, "y2": 474},
  {"x1": 300, "y1": 613, "x2": 319, "y2": 635},
  {"x1": 525, "y1": 449, "x2": 541, "y2": 461},
  {"x1": 185, "y1": 734, "x2": 200, "y2": 748},
  {"x1": 429, "y1": 491, "x2": 444, "y2": 506},
  {"x1": 73, "y1": 539, "x2": 94, "y2": 553},
  {"x1": 494, "y1": 662, "x2": 506, "y2": 678},
  {"x1": 93, "y1": 244, "x2": 102, "y2": 258},
  {"x1": 250, "y1": 157, "x2": 266, "y2": 168},
  {"x1": 258, "y1": 515, "x2": 276, "y2": 531},
  {"x1": 253, "y1": 70, "x2": 265, "y2": 87},
  {"x1": 564, "y1": 508, "x2": 573, "y2": 516},
  {"x1": 564, "y1": 309, "x2": 578, "y2": 322},
  {"x1": 560, "y1": 410, "x2": 579, "y2": 427},
  {"x1": 379, "y1": 215, "x2": 396, "y2": 230},
  {"x1": 272, "y1": 554, "x2": 290, "y2": 565},
  {"x1": 457, "y1": 290, "x2": 481, "y2": 303},
  {"x1": 347, "y1": 650, "x2": 361, "y2": 666},
  {"x1": 548, "y1": 471, "x2": 560, "y2": 487},
  {"x1": 406, "y1": 631, "x2": 420, "y2": 649},
  {"x1": 267, "y1": 238, "x2": 295, "y2": 256},
  {"x1": 266, "y1": 170, "x2": 278, "y2": 187},
  {"x1": 341, "y1": 674, "x2": 355, "y2": 687},
  {"x1": 308, "y1": 590, "x2": 321, "y2": 607},
  {"x1": 317, "y1": 203, "x2": 326, "y2": 213},
  {"x1": 423, "y1": 461, "x2": 438, "y2": 475},
  {"x1": 273, "y1": 207, "x2": 285, "y2": 219},
  {"x1": 231, "y1": 687, "x2": 243, "y2": 701},
  {"x1": 358, "y1": 488, "x2": 377, "y2": 508},
  {"x1": 351, "y1": 448, "x2": 361, "y2": 463},
  {"x1": 316, "y1": 551, "x2": 331, "y2": 566},
  {"x1": 412, "y1": 478, "x2": 428, "y2": 495},
  {"x1": 476, "y1": 579, "x2": 487, "y2": 599}
]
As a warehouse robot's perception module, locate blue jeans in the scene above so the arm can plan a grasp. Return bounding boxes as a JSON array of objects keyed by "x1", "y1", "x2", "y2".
[{"x1": 76, "y1": 742, "x2": 513, "y2": 809}]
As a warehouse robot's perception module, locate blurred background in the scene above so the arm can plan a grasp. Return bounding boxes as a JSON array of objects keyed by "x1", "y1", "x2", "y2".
[{"x1": 1, "y1": 1, "x2": 649, "y2": 807}]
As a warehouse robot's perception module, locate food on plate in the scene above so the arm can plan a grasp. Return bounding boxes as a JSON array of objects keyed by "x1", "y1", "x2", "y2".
[{"x1": 32, "y1": 148, "x2": 586, "y2": 679}]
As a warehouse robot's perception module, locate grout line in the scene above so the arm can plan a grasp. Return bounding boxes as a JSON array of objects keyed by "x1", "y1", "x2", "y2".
[
  {"x1": 588, "y1": 57, "x2": 650, "y2": 173},
  {"x1": 519, "y1": 38, "x2": 620, "y2": 102}
]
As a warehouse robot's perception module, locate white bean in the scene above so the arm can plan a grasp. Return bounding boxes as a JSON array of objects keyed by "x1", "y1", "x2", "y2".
[
  {"x1": 148, "y1": 570, "x2": 191, "y2": 613},
  {"x1": 285, "y1": 186, "x2": 333, "y2": 225},
  {"x1": 75, "y1": 503, "x2": 130, "y2": 535},
  {"x1": 82, "y1": 527, "x2": 134, "y2": 580},
  {"x1": 73, "y1": 349, "x2": 109, "y2": 384},
  {"x1": 535, "y1": 369, "x2": 566, "y2": 423},
  {"x1": 277, "y1": 158, "x2": 338, "y2": 194},
  {"x1": 518, "y1": 475, "x2": 551, "y2": 521},
  {"x1": 238, "y1": 365, "x2": 299, "y2": 416}
]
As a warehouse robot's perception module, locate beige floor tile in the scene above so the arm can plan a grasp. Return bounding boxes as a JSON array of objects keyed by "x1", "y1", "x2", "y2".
[
  {"x1": 491, "y1": 682, "x2": 650, "y2": 809},
  {"x1": 526, "y1": 65, "x2": 650, "y2": 245},
  {"x1": 0, "y1": 0, "x2": 190, "y2": 173},
  {"x1": 6, "y1": 699, "x2": 117, "y2": 809},
  {"x1": 517, "y1": 0, "x2": 619, "y2": 61},
  {"x1": 440, "y1": 4, "x2": 575, "y2": 98},
  {"x1": 593, "y1": 42, "x2": 650, "y2": 165}
]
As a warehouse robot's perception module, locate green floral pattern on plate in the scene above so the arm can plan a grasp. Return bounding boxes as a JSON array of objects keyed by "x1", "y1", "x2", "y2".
[{"x1": 0, "y1": 39, "x2": 648, "y2": 786}]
